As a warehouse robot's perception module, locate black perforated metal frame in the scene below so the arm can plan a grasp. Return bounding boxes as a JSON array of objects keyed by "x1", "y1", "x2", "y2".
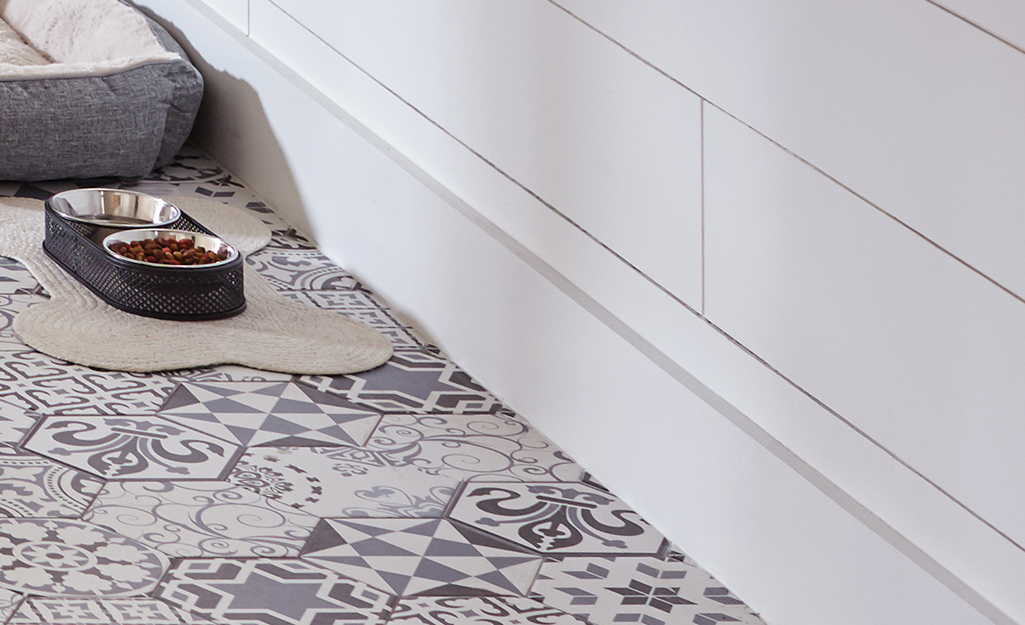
[{"x1": 42, "y1": 200, "x2": 246, "y2": 321}]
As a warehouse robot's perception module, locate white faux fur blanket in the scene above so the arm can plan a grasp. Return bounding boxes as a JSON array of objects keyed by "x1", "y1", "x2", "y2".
[{"x1": 0, "y1": 0, "x2": 179, "y2": 79}]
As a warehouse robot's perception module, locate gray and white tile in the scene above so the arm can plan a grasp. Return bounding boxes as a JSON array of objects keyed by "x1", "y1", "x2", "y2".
[
  {"x1": 365, "y1": 413, "x2": 582, "y2": 483},
  {"x1": 0, "y1": 445, "x2": 104, "y2": 518},
  {"x1": 531, "y1": 555, "x2": 765, "y2": 625},
  {"x1": 227, "y1": 446, "x2": 458, "y2": 518},
  {"x1": 302, "y1": 350, "x2": 502, "y2": 414},
  {"x1": 24, "y1": 416, "x2": 241, "y2": 480},
  {"x1": 156, "y1": 558, "x2": 392, "y2": 625},
  {"x1": 286, "y1": 291, "x2": 422, "y2": 350},
  {"x1": 389, "y1": 596, "x2": 579, "y2": 624},
  {"x1": 0, "y1": 586, "x2": 21, "y2": 622},
  {"x1": 246, "y1": 248, "x2": 365, "y2": 291},
  {"x1": 301, "y1": 518, "x2": 542, "y2": 597},
  {"x1": 449, "y1": 482, "x2": 665, "y2": 555},
  {"x1": 160, "y1": 381, "x2": 380, "y2": 447},
  {"x1": 9, "y1": 598, "x2": 201, "y2": 624},
  {"x1": 0, "y1": 519, "x2": 168, "y2": 597},
  {"x1": 84, "y1": 481, "x2": 318, "y2": 558}
]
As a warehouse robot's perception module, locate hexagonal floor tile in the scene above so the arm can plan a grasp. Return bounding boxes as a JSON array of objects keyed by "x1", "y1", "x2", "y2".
[
  {"x1": 9, "y1": 598, "x2": 201, "y2": 624},
  {"x1": 24, "y1": 416, "x2": 241, "y2": 480},
  {"x1": 84, "y1": 481, "x2": 319, "y2": 558},
  {"x1": 530, "y1": 554, "x2": 766, "y2": 625},
  {"x1": 156, "y1": 558, "x2": 392, "y2": 625},
  {"x1": 448, "y1": 482, "x2": 665, "y2": 555},
  {"x1": 160, "y1": 381, "x2": 380, "y2": 447},
  {"x1": 0, "y1": 445, "x2": 103, "y2": 518},
  {"x1": 227, "y1": 446, "x2": 458, "y2": 518},
  {"x1": 301, "y1": 518, "x2": 542, "y2": 597},
  {"x1": 389, "y1": 596, "x2": 579, "y2": 624},
  {"x1": 0, "y1": 519, "x2": 168, "y2": 597}
]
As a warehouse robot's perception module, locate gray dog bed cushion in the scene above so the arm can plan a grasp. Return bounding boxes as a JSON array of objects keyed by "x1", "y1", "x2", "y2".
[{"x1": 0, "y1": 0, "x2": 203, "y2": 181}]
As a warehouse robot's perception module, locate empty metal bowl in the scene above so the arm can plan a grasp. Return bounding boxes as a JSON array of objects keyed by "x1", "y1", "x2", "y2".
[
  {"x1": 47, "y1": 189, "x2": 181, "y2": 228},
  {"x1": 103, "y1": 229, "x2": 239, "y2": 269}
]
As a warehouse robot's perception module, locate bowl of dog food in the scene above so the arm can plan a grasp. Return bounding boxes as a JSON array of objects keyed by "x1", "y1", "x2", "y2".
[
  {"x1": 47, "y1": 189, "x2": 181, "y2": 228},
  {"x1": 103, "y1": 229, "x2": 238, "y2": 269}
]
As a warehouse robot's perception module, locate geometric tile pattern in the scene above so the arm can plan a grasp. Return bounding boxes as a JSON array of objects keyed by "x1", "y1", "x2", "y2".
[
  {"x1": 301, "y1": 518, "x2": 542, "y2": 597},
  {"x1": 531, "y1": 555, "x2": 763, "y2": 625},
  {"x1": 0, "y1": 149, "x2": 763, "y2": 625},
  {"x1": 290, "y1": 291, "x2": 422, "y2": 350},
  {"x1": 0, "y1": 446, "x2": 104, "y2": 517},
  {"x1": 159, "y1": 381, "x2": 380, "y2": 447},
  {"x1": 83, "y1": 481, "x2": 319, "y2": 558},
  {"x1": 449, "y1": 482, "x2": 665, "y2": 555},
  {"x1": 24, "y1": 416, "x2": 241, "y2": 480},
  {"x1": 227, "y1": 446, "x2": 458, "y2": 518},
  {"x1": 246, "y1": 248, "x2": 365, "y2": 292},
  {"x1": 302, "y1": 350, "x2": 502, "y2": 414},
  {"x1": 0, "y1": 519, "x2": 168, "y2": 597},
  {"x1": 0, "y1": 348, "x2": 181, "y2": 416},
  {"x1": 9, "y1": 598, "x2": 201, "y2": 624},
  {"x1": 156, "y1": 558, "x2": 392, "y2": 625},
  {"x1": 389, "y1": 596, "x2": 580, "y2": 624},
  {"x1": 366, "y1": 412, "x2": 583, "y2": 482}
]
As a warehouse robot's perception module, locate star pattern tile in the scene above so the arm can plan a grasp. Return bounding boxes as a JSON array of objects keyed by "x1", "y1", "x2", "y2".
[
  {"x1": 301, "y1": 518, "x2": 542, "y2": 597},
  {"x1": 0, "y1": 147, "x2": 766, "y2": 625},
  {"x1": 160, "y1": 381, "x2": 381, "y2": 447}
]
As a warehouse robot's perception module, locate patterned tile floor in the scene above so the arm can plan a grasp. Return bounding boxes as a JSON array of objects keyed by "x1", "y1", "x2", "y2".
[{"x1": 0, "y1": 147, "x2": 768, "y2": 625}]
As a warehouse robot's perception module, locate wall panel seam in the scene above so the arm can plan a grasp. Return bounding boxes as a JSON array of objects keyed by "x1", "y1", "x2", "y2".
[
  {"x1": 924, "y1": 0, "x2": 1025, "y2": 55},
  {"x1": 546, "y1": 0, "x2": 1025, "y2": 310}
]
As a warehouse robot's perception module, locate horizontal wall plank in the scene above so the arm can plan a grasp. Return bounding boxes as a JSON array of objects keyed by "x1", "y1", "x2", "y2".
[
  {"x1": 704, "y1": 99, "x2": 1025, "y2": 607},
  {"x1": 930, "y1": 0, "x2": 1025, "y2": 52},
  {"x1": 252, "y1": 0, "x2": 703, "y2": 308},
  {"x1": 193, "y1": 0, "x2": 246, "y2": 32},
  {"x1": 556, "y1": 0, "x2": 1025, "y2": 301}
]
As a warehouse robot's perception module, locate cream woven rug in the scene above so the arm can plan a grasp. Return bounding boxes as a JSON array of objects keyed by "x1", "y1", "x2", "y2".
[{"x1": 0, "y1": 196, "x2": 393, "y2": 374}]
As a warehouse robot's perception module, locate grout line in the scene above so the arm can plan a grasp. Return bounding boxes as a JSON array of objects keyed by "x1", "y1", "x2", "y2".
[
  {"x1": 547, "y1": 0, "x2": 1025, "y2": 310},
  {"x1": 262, "y1": 0, "x2": 702, "y2": 321},
  {"x1": 924, "y1": 0, "x2": 1025, "y2": 56}
]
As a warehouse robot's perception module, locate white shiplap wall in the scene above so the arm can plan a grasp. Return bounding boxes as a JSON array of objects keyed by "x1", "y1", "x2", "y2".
[{"x1": 129, "y1": 1, "x2": 1025, "y2": 624}]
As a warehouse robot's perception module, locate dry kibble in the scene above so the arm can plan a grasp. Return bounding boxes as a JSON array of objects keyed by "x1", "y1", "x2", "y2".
[{"x1": 111, "y1": 235, "x2": 229, "y2": 266}]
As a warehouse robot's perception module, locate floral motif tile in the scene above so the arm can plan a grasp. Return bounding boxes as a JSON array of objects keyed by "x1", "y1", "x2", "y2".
[
  {"x1": 160, "y1": 381, "x2": 380, "y2": 447},
  {"x1": 0, "y1": 445, "x2": 104, "y2": 518},
  {"x1": 449, "y1": 482, "x2": 665, "y2": 555},
  {"x1": 365, "y1": 413, "x2": 583, "y2": 483},
  {"x1": 0, "y1": 519, "x2": 168, "y2": 597},
  {"x1": 184, "y1": 365, "x2": 294, "y2": 383},
  {"x1": 301, "y1": 518, "x2": 541, "y2": 597},
  {"x1": 530, "y1": 555, "x2": 765, "y2": 625},
  {"x1": 389, "y1": 596, "x2": 579, "y2": 624},
  {"x1": 246, "y1": 248, "x2": 365, "y2": 291},
  {"x1": 302, "y1": 350, "x2": 502, "y2": 414},
  {"x1": 227, "y1": 446, "x2": 458, "y2": 518},
  {"x1": 285, "y1": 291, "x2": 422, "y2": 350},
  {"x1": 9, "y1": 598, "x2": 201, "y2": 624},
  {"x1": 84, "y1": 481, "x2": 318, "y2": 558},
  {"x1": 24, "y1": 416, "x2": 241, "y2": 480},
  {"x1": 156, "y1": 558, "x2": 392, "y2": 625}
]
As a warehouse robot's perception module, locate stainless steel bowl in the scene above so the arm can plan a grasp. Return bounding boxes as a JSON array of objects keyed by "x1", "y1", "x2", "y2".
[
  {"x1": 103, "y1": 229, "x2": 239, "y2": 269},
  {"x1": 48, "y1": 189, "x2": 181, "y2": 228}
]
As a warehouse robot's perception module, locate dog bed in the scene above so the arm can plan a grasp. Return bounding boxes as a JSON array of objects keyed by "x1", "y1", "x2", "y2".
[{"x1": 0, "y1": 0, "x2": 203, "y2": 180}]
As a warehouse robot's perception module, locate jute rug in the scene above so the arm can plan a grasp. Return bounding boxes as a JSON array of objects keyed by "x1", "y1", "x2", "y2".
[{"x1": 0, "y1": 196, "x2": 393, "y2": 374}]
